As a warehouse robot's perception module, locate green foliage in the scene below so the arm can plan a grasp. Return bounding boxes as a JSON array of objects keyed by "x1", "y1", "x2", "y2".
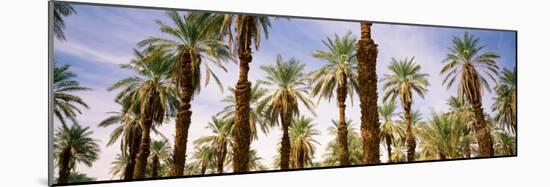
[
  {"x1": 492, "y1": 67, "x2": 517, "y2": 133},
  {"x1": 53, "y1": 62, "x2": 91, "y2": 127},
  {"x1": 54, "y1": 124, "x2": 100, "y2": 173}
]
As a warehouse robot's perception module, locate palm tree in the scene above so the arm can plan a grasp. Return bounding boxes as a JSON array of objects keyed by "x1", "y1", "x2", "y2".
[
  {"x1": 213, "y1": 13, "x2": 272, "y2": 173},
  {"x1": 247, "y1": 149, "x2": 268, "y2": 171},
  {"x1": 53, "y1": 63, "x2": 91, "y2": 127},
  {"x1": 381, "y1": 57, "x2": 429, "y2": 161},
  {"x1": 138, "y1": 11, "x2": 233, "y2": 176},
  {"x1": 149, "y1": 139, "x2": 171, "y2": 178},
  {"x1": 492, "y1": 67, "x2": 517, "y2": 134},
  {"x1": 311, "y1": 31, "x2": 358, "y2": 166},
  {"x1": 64, "y1": 172, "x2": 96, "y2": 183},
  {"x1": 54, "y1": 124, "x2": 99, "y2": 184},
  {"x1": 53, "y1": 2, "x2": 75, "y2": 40},
  {"x1": 191, "y1": 146, "x2": 215, "y2": 175},
  {"x1": 257, "y1": 55, "x2": 316, "y2": 169},
  {"x1": 441, "y1": 32, "x2": 500, "y2": 156},
  {"x1": 446, "y1": 96, "x2": 475, "y2": 158},
  {"x1": 355, "y1": 21, "x2": 380, "y2": 164},
  {"x1": 323, "y1": 119, "x2": 363, "y2": 166},
  {"x1": 417, "y1": 113, "x2": 472, "y2": 159},
  {"x1": 390, "y1": 137, "x2": 407, "y2": 162},
  {"x1": 194, "y1": 117, "x2": 233, "y2": 173},
  {"x1": 109, "y1": 154, "x2": 128, "y2": 179},
  {"x1": 289, "y1": 116, "x2": 320, "y2": 169},
  {"x1": 494, "y1": 131, "x2": 516, "y2": 156},
  {"x1": 218, "y1": 83, "x2": 270, "y2": 140},
  {"x1": 379, "y1": 101, "x2": 404, "y2": 163},
  {"x1": 108, "y1": 48, "x2": 178, "y2": 179},
  {"x1": 98, "y1": 107, "x2": 143, "y2": 180}
]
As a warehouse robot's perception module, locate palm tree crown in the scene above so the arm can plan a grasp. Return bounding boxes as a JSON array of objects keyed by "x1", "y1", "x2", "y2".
[{"x1": 54, "y1": 62, "x2": 91, "y2": 126}]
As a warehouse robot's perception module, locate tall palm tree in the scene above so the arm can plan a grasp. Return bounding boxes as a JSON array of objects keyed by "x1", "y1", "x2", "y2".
[
  {"x1": 213, "y1": 13, "x2": 272, "y2": 172},
  {"x1": 381, "y1": 57, "x2": 429, "y2": 161},
  {"x1": 289, "y1": 116, "x2": 320, "y2": 169},
  {"x1": 53, "y1": 2, "x2": 75, "y2": 40},
  {"x1": 194, "y1": 117, "x2": 233, "y2": 173},
  {"x1": 379, "y1": 101, "x2": 404, "y2": 163},
  {"x1": 323, "y1": 119, "x2": 363, "y2": 166},
  {"x1": 149, "y1": 139, "x2": 171, "y2": 178},
  {"x1": 98, "y1": 106, "x2": 143, "y2": 180},
  {"x1": 218, "y1": 83, "x2": 270, "y2": 140},
  {"x1": 138, "y1": 11, "x2": 233, "y2": 176},
  {"x1": 441, "y1": 32, "x2": 500, "y2": 156},
  {"x1": 108, "y1": 48, "x2": 178, "y2": 179},
  {"x1": 109, "y1": 154, "x2": 129, "y2": 179},
  {"x1": 355, "y1": 21, "x2": 380, "y2": 164},
  {"x1": 54, "y1": 124, "x2": 99, "y2": 184},
  {"x1": 257, "y1": 55, "x2": 316, "y2": 169},
  {"x1": 492, "y1": 67, "x2": 517, "y2": 134},
  {"x1": 53, "y1": 63, "x2": 91, "y2": 127},
  {"x1": 311, "y1": 32, "x2": 358, "y2": 166}
]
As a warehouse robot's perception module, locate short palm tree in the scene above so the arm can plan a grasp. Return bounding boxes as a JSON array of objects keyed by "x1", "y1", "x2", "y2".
[
  {"x1": 109, "y1": 154, "x2": 129, "y2": 179},
  {"x1": 212, "y1": 13, "x2": 272, "y2": 172},
  {"x1": 441, "y1": 32, "x2": 500, "y2": 156},
  {"x1": 194, "y1": 117, "x2": 233, "y2": 173},
  {"x1": 64, "y1": 172, "x2": 96, "y2": 183},
  {"x1": 381, "y1": 57, "x2": 429, "y2": 161},
  {"x1": 417, "y1": 113, "x2": 472, "y2": 159},
  {"x1": 311, "y1": 31, "x2": 358, "y2": 166},
  {"x1": 492, "y1": 67, "x2": 517, "y2": 134},
  {"x1": 248, "y1": 149, "x2": 268, "y2": 171},
  {"x1": 108, "y1": 48, "x2": 178, "y2": 179},
  {"x1": 289, "y1": 116, "x2": 320, "y2": 169},
  {"x1": 191, "y1": 146, "x2": 215, "y2": 175},
  {"x1": 149, "y1": 139, "x2": 171, "y2": 178},
  {"x1": 257, "y1": 55, "x2": 316, "y2": 169},
  {"x1": 323, "y1": 119, "x2": 363, "y2": 166},
  {"x1": 54, "y1": 124, "x2": 100, "y2": 184},
  {"x1": 98, "y1": 106, "x2": 143, "y2": 180},
  {"x1": 218, "y1": 83, "x2": 270, "y2": 140},
  {"x1": 138, "y1": 11, "x2": 233, "y2": 176},
  {"x1": 53, "y1": 2, "x2": 75, "y2": 40},
  {"x1": 493, "y1": 131, "x2": 516, "y2": 156},
  {"x1": 53, "y1": 62, "x2": 91, "y2": 127},
  {"x1": 379, "y1": 101, "x2": 404, "y2": 163},
  {"x1": 446, "y1": 96, "x2": 475, "y2": 158}
]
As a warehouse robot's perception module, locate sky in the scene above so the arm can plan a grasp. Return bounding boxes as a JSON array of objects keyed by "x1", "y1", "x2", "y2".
[{"x1": 52, "y1": 3, "x2": 516, "y2": 181}]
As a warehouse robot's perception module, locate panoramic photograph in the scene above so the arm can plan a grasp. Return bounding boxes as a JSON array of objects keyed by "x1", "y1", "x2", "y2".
[{"x1": 50, "y1": 2, "x2": 517, "y2": 185}]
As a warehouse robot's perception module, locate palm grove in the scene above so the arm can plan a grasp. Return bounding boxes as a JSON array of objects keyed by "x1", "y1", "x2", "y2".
[{"x1": 52, "y1": 4, "x2": 517, "y2": 184}]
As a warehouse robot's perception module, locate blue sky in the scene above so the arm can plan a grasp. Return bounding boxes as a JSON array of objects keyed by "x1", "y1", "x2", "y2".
[{"x1": 53, "y1": 3, "x2": 516, "y2": 180}]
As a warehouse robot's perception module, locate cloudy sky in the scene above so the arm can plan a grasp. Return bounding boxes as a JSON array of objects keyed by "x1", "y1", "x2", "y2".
[{"x1": 52, "y1": 3, "x2": 516, "y2": 181}]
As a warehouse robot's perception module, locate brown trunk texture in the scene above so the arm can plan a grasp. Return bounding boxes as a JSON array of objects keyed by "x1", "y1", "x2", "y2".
[
  {"x1": 296, "y1": 148, "x2": 305, "y2": 169},
  {"x1": 404, "y1": 102, "x2": 416, "y2": 162},
  {"x1": 57, "y1": 148, "x2": 72, "y2": 184},
  {"x1": 133, "y1": 101, "x2": 154, "y2": 179},
  {"x1": 472, "y1": 102, "x2": 494, "y2": 157},
  {"x1": 336, "y1": 78, "x2": 350, "y2": 166},
  {"x1": 124, "y1": 129, "x2": 141, "y2": 180},
  {"x1": 280, "y1": 113, "x2": 291, "y2": 169},
  {"x1": 385, "y1": 135, "x2": 392, "y2": 163},
  {"x1": 357, "y1": 22, "x2": 381, "y2": 165},
  {"x1": 232, "y1": 16, "x2": 255, "y2": 173},
  {"x1": 216, "y1": 143, "x2": 227, "y2": 173},
  {"x1": 171, "y1": 51, "x2": 194, "y2": 176},
  {"x1": 152, "y1": 155, "x2": 159, "y2": 178}
]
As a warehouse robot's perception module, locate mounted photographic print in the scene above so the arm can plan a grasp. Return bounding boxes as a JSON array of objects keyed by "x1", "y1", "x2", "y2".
[{"x1": 49, "y1": 1, "x2": 517, "y2": 186}]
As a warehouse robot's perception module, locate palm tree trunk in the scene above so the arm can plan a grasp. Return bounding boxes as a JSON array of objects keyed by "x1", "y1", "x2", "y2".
[
  {"x1": 124, "y1": 129, "x2": 141, "y2": 180},
  {"x1": 232, "y1": 15, "x2": 255, "y2": 173},
  {"x1": 385, "y1": 135, "x2": 392, "y2": 163},
  {"x1": 472, "y1": 101, "x2": 494, "y2": 157},
  {"x1": 357, "y1": 21, "x2": 380, "y2": 165},
  {"x1": 280, "y1": 113, "x2": 291, "y2": 169},
  {"x1": 171, "y1": 51, "x2": 194, "y2": 176},
  {"x1": 57, "y1": 148, "x2": 72, "y2": 184},
  {"x1": 296, "y1": 148, "x2": 305, "y2": 169},
  {"x1": 133, "y1": 106, "x2": 154, "y2": 179},
  {"x1": 152, "y1": 155, "x2": 160, "y2": 178},
  {"x1": 216, "y1": 143, "x2": 227, "y2": 173},
  {"x1": 336, "y1": 78, "x2": 350, "y2": 166},
  {"x1": 200, "y1": 161, "x2": 207, "y2": 175},
  {"x1": 403, "y1": 101, "x2": 416, "y2": 162}
]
